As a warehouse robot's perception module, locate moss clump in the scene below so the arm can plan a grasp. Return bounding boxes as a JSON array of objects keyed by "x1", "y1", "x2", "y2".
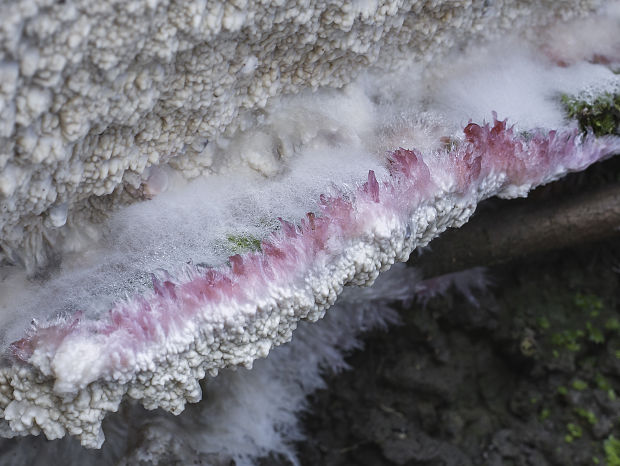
[
  {"x1": 542, "y1": 293, "x2": 617, "y2": 358},
  {"x1": 605, "y1": 436, "x2": 620, "y2": 466},
  {"x1": 226, "y1": 234, "x2": 262, "y2": 254},
  {"x1": 561, "y1": 92, "x2": 620, "y2": 137},
  {"x1": 567, "y1": 423, "x2": 583, "y2": 440},
  {"x1": 606, "y1": 318, "x2": 620, "y2": 331},
  {"x1": 571, "y1": 379, "x2": 588, "y2": 391},
  {"x1": 575, "y1": 293, "x2": 604, "y2": 316},
  {"x1": 537, "y1": 316, "x2": 551, "y2": 330},
  {"x1": 574, "y1": 408, "x2": 597, "y2": 426},
  {"x1": 551, "y1": 329, "x2": 583, "y2": 352},
  {"x1": 587, "y1": 322, "x2": 605, "y2": 344}
]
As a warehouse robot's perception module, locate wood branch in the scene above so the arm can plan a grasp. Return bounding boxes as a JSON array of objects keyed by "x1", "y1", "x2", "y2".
[{"x1": 408, "y1": 183, "x2": 620, "y2": 278}]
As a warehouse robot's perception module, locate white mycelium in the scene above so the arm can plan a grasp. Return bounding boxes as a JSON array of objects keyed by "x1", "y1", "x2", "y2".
[
  {"x1": 0, "y1": 0, "x2": 619, "y2": 456},
  {"x1": 2, "y1": 121, "x2": 618, "y2": 448},
  {"x1": 0, "y1": 0, "x2": 604, "y2": 271}
]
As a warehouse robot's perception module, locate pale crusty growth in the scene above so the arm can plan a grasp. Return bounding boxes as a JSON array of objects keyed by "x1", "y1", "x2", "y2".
[
  {"x1": 0, "y1": 0, "x2": 612, "y2": 452},
  {"x1": 0, "y1": 182, "x2": 497, "y2": 449},
  {"x1": 0, "y1": 121, "x2": 617, "y2": 448},
  {"x1": 0, "y1": 0, "x2": 601, "y2": 272}
]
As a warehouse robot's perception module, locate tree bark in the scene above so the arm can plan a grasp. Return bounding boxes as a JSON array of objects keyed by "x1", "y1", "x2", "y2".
[{"x1": 408, "y1": 184, "x2": 620, "y2": 278}]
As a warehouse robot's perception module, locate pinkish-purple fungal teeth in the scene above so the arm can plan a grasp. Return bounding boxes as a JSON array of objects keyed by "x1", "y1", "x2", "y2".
[
  {"x1": 1, "y1": 116, "x2": 618, "y2": 448},
  {"x1": 1, "y1": 1, "x2": 620, "y2": 461}
]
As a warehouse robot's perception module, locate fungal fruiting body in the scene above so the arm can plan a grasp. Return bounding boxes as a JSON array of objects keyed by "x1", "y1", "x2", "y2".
[
  {"x1": 2, "y1": 117, "x2": 619, "y2": 448},
  {"x1": 0, "y1": 0, "x2": 608, "y2": 273},
  {"x1": 1, "y1": 0, "x2": 620, "y2": 457}
]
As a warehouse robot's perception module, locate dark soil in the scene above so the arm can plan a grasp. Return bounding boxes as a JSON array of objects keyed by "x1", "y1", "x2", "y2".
[
  {"x1": 295, "y1": 238, "x2": 620, "y2": 466},
  {"x1": 293, "y1": 154, "x2": 620, "y2": 466}
]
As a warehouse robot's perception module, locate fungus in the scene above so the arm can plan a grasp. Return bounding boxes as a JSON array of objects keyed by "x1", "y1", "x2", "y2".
[{"x1": 0, "y1": 0, "x2": 619, "y2": 463}]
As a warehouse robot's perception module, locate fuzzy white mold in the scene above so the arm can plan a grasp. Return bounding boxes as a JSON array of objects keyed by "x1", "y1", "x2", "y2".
[{"x1": 0, "y1": 0, "x2": 603, "y2": 271}]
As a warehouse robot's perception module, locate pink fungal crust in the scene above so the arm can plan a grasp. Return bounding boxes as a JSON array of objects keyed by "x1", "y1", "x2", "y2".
[{"x1": 11, "y1": 115, "x2": 620, "y2": 388}]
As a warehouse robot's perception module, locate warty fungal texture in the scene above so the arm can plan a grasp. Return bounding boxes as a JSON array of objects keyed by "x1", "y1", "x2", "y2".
[
  {"x1": 0, "y1": 0, "x2": 618, "y2": 452},
  {"x1": 1, "y1": 117, "x2": 619, "y2": 448},
  {"x1": 0, "y1": 0, "x2": 603, "y2": 272}
]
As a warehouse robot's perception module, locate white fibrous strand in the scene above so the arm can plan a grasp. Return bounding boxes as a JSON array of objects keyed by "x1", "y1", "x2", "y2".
[{"x1": 1, "y1": 115, "x2": 618, "y2": 448}]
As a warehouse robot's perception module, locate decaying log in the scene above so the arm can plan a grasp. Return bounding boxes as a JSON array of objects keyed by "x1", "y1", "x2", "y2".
[{"x1": 408, "y1": 183, "x2": 620, "y2": 277}]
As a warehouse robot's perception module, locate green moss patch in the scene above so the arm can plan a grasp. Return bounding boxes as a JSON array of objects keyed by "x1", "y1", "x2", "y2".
[{"x1": 561, "y1": 92, "x2": 620, "y2": 137}]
